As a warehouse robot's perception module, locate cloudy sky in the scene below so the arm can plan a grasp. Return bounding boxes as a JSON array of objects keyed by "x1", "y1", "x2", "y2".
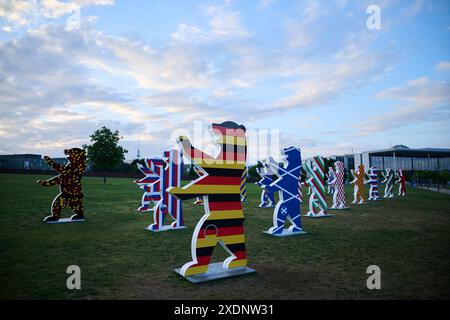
[{"x1": 0, "y1": 0, "x2": 449, "y2": 162}]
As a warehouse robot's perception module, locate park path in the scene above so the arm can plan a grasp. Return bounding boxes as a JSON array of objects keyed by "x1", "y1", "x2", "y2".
[{"x1": 417, "y1": 186, "x2": 450, "y2": 195}]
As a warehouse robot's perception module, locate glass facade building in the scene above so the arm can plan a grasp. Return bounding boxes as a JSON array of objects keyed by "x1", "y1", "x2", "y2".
[
  {"x1": 353, "y1": 147, "x2": 450, "y2": 172},
  {"x1": 330, "y1": 146, "x2": 450, "y2": 180},
  {"x1": 0, "y1": 154, "x2": 68, "y2": 170}
]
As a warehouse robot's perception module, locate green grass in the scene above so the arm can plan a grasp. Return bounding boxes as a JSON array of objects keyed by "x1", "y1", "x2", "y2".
[{"x1": 0, "y1": 173, "x2": 449, "y2": 299}]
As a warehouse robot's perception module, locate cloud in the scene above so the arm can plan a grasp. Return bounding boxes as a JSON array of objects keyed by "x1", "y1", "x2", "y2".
[
  {"x1": 259, "y1": 0, "x2": 276, "y2": 9},
  {"x1": 334, "y1": 0, "x2": 349, "y2": 9},
  {"x1": 298, "y1": 0, "x2": 323, "y2": 23},
  {"x1": 435, "y1": 61, "x2": 450, "y2": 72},
  {"x1": 277, "y1": 132, "x2": 363, "y2": 159},
  {"x1": 170, "y1": 24, "x2": 209, "y2": 43},
  {"x1": 0, "y1": 0, "x2": 113, "y2": 27},
  {"x1": 284, "y1": 19, "x2": 311, "y2": 48},
  {"x1": 1, "y1": 25, "x2": 12, "y2": 32},
  {"x1": 101, "y1": 38, "x2": 214, "y2": 90},
  {"x1": 1, "y1": 0, "x2": 447, "y2": 159},
  {"x1": 1, "y1": 19, "x2": 216, "y2": 92},
  {"x1": 268, "y1": 43, "x2": 394, "y2": 112},
  {"x1": 0, "y1": 20, "x2": 259, "y2": 157},
  {"x1": 0, "y1": 0, "x2": 36, "y2": 26},
  {"x1": 355, "y1": 77, "x2": 450, "y2": 136},
  {"x1": 375, "y1": 77, "x2": 450, "y2": 106},
  {"x1": 171, "y1": 2, "x2": 249, "y2": 43},
  {"x1": 0, "y1": 22, "x2": 162, "y2": 156},
  {"x1": 2, "y1": 0, "x2": 395, "y2": 148},
  {"x1": 282, "y1": 0, "x2": 331, "y2": 49},
  {"x1": 400, "y1": 0, "x2": 426, "y2": 18}
]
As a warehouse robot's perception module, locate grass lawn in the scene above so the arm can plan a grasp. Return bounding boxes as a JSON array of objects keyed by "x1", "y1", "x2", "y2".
[{"x1": 0, "y1": 173, "x2": 449, "y2": 299}]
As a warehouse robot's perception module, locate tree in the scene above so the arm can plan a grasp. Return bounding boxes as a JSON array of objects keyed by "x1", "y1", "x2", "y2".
[
  {"x1": 186, "y1": 165, "x2": 196, "y2": 179},
  {"x1": 323, "y1": 157, "x2": 336, "y2": 173},
  {"x1": 247, "y1": 161, "x2": 264, "y2": 183},
  {"x1": 127, "y1": 159, "x2": 144, "y2": 174},
  {"x1": 83, "y1": 127, "x2": 128, "y2": 184}
]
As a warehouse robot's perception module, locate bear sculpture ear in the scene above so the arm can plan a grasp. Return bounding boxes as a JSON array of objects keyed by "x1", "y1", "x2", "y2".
[{"x1": 212, "y1": 121, "x2": 246, "y2": 133}]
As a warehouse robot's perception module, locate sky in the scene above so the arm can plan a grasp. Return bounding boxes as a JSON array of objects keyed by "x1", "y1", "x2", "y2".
[{"x1": 0, "y1": 0, "x2": 449, "y2": 163}]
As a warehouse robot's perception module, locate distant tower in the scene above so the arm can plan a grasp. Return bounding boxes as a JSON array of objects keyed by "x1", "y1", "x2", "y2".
[{"x1": 137, "y1": 138, "x2": 141, "y2": 160}]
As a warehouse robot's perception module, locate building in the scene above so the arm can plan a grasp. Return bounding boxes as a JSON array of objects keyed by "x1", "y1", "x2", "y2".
[
  {"x1": 335, "y1": 145, "x2": 450, "y2": 173},
  {"x1": 0, "y1": 154, "x2": 68, "y2": 171},
  {"x1": 331, "y1": 154, "x2": 355, "y2": 174}
]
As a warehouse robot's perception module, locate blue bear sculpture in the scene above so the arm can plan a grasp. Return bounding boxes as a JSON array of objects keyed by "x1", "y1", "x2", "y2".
[{"x1": 263, "y1": 147, "x2": 305, "y2": 237}]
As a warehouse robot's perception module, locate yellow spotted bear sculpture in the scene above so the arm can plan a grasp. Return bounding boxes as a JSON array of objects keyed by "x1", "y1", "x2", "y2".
[
  {"x1": 36, "y1": 148, "x2": 87, "y2": 223},
  {"x1": 168, "y1": 121, "x2": 249, "y2": 277}
]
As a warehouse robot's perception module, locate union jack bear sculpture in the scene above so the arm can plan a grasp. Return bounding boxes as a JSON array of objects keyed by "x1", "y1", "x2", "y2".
[
  {"x1": 134, "y1": 158, "x2": 164, "y2": 212},
  {"x1": 134, "y1": 150, "x2": 184, "y2": 232}
]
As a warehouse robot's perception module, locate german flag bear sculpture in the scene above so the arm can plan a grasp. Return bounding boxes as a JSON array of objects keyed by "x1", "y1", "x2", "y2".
[
  {"x1": 168, "y1": 121, "x2": 255, "y2": 282},
  {"x1": 36, "y1": 148, "x2": 86, "y2": 223}
]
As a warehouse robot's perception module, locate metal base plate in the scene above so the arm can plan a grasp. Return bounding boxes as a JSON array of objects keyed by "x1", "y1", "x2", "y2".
[
  {"x1": 146, "y1": 225, "x2": 187, "y2": 232},
  {"x1": 304, "y1": 213, "x2": 333, "y2": 218},
  {"x1": 263, "y1": 229, "x2": 307, "y2": 237},
  {"x1": 46, "y1": 218, "x2": 85, "y2": 224},
  {"x1": 174, "y1": 262, "x2": 256, "y2": 283},
  {"x1": 327, "y1": 207, "x2": 349, "y2": 210}
]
